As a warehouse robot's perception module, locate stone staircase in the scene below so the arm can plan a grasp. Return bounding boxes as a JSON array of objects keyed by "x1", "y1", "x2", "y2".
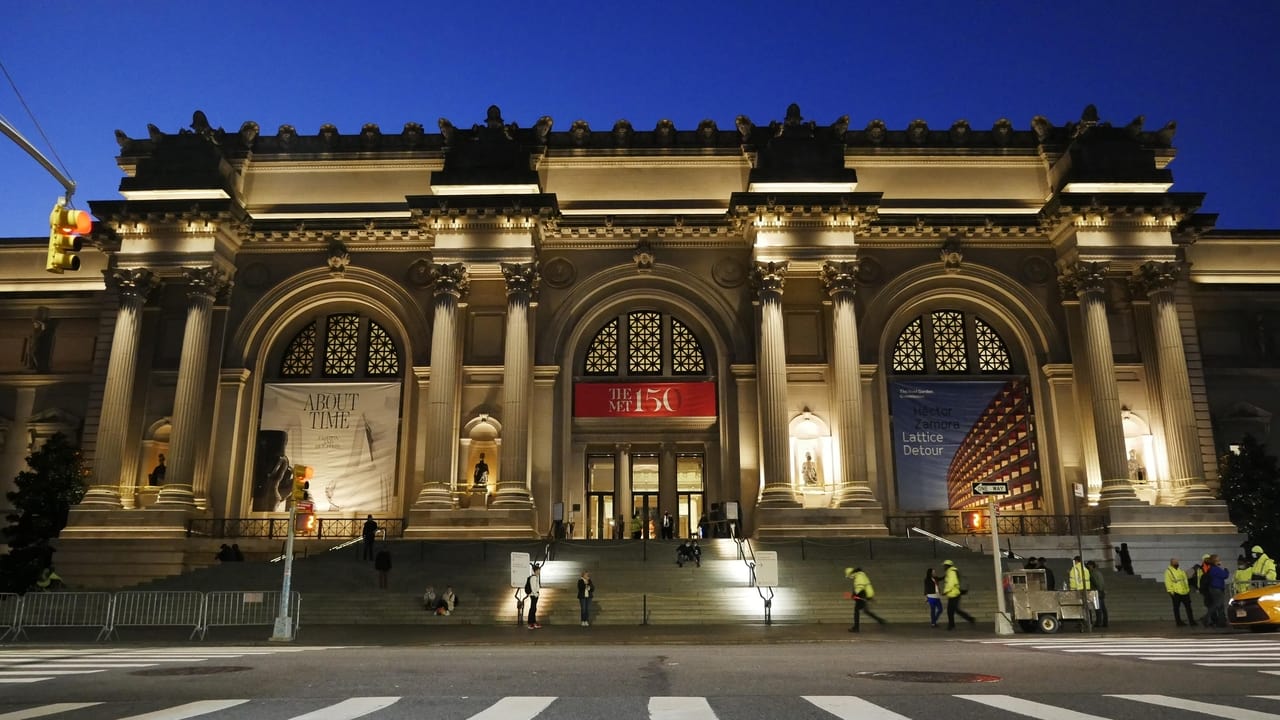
[{"x1": 121, "y1": 536, "x2": 1182, "y2": 627}]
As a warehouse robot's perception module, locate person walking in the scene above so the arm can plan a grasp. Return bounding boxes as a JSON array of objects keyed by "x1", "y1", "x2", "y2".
[
  {"x1": 525, "y1": 564, "x2": 542, "y2": 629},
  {"x1": 361, "y1": 514, "x2": 379, "y2": 561},
  {"x1": 661, "y1": 512, "x2": 674, "y2": 540},
  {"x1": 577, "y1": 570, "x2": 595, "y2": 626},
  {"x1": 1086, "y1": 560, "x2": 1108, "y2": 628},
  {"x1": 1116, "y1": 543, "x2": 1134, "y2": 575},
  {"x1": 924, "y1": 567, "x2": 943, "y2": 628},
  {"x1": 845, "y1": 567, "x2": 885, "y2": 632},
  {"x1": 941, "y1": 560, "x2": 975, "y2": 630},
  {"x1": 374, "y1": 548, "x2": 392, "y2": 589},
  {"x1": 1164, "y1": 557, "x2": 1196, "y2": 627}
]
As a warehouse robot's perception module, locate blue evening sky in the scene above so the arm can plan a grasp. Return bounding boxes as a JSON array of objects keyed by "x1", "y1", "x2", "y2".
[{"x1": 2, "y1": 1, "x2": 1277, "y2": 238}]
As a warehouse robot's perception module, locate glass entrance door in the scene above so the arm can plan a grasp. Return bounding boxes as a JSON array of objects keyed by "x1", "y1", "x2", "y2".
[
  {"x1": 630, "y1": 453, "x2": 659, "y2": 539},
  {"x1": 586, "y1": 455, "x2": 615, "y2": 539},
  {"x1": 677, "y1": 453, "x2": 705, "y2": 539}
]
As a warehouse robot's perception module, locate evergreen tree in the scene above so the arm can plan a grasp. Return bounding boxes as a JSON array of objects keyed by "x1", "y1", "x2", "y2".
[
  {"x1": 1218, "y1": 434, "x2": 1280, "y2": 554},
  {"x1": 0, "y1": 432, "x2": 86, "y2": 593}
]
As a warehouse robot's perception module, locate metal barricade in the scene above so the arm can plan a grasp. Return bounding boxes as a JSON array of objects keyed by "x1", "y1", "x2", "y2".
[
  {"x1": 11, "y1": 592, "x2": 112, "y2": 641},
  {"x1": 104, "y1": 591, "x2": 206, "y2": 641},
  {"x1": 0, "y1": 593, "x2": 20, "y2": 642},
  {"x1": 203, "y1": 590, "x2": 300, "y2": 640}
]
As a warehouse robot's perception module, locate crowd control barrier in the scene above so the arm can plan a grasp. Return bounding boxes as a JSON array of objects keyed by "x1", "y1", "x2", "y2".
[
  {"x1": 203, "y1": 591, "x2": 300, "y2": 640},
  {"x1": 9, "y1": 592, "x2": 112, "y2": 641},
  {"x1": 104, "y1": 591, "x2": 206, "y2": 641},
  {"x1": 0, "y1": 593, "x2": 19, "y2": 642}
]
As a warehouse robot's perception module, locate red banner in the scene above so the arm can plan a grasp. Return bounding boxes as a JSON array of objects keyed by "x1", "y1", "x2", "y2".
[{"x1": 574, "y1": 382, "x2": 717, "y2": 418}]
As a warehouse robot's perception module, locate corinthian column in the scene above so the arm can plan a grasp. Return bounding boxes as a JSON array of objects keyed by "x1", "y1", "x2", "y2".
[
  {"x1": 1133, "y1": 261, "x2": 1215, "y2": 503},
  {"x1": 156, "y1": 267, "x2": 232, "y2": 508},
  {"x1": 80, "y1": 268, "x2": 159, "y2": 508},
  {"x1": 413, "y1": 263, "x2": 469, "y2": 509},
  {"x1": 823, "y1": 261, "x2": 878, "y2": 507},
  {"x1": 1060, "y1": 261, "x2": 1142, "y2": 506},
  {"x1": 753, "y1": 261, "x2": 799, "y2": 508},
  {"x1": 492, "y1": 261, "x2": 537, "y2": 508}
]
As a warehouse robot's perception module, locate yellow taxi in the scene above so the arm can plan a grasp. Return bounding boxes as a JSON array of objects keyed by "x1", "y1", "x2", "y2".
[{"x1": 1228, "y1": 583, "x2": 1280, "y2": 631}]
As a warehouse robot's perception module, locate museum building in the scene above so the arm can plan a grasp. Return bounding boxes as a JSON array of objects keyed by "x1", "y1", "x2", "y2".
[{"x1": 1, "y1": 103, "x2": 1277, "y2": 579}]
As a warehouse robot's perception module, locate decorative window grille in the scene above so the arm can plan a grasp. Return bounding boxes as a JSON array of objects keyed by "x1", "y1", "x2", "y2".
[
  {"x1": 366, "y1": 321, "x2": 400, "y2": 376},
  {"x1": 627, "y1": 311, "x2": 662, "y2": 374},
  {"x1": 931, "y1": 310, "x2": 968, "y2": 373},
  {"x1": 584, "y1": 318, "x2": 619, "y2": 375},
  {"x1": 280, "y1": 323, "x2": 317, "y2": 377},
  {"x1": 975, "y1": 318, "x2": 1012, "y2": 372},
  {"x1": 277, "y1": 314, "x2": 401, "y2": 380},
  {"x1": 581, "y1": 312, "x2": 708, "y2": 377},
  {"x1": 891, "y1": 318, "x2": 926, "y2": 373},
  {"x1": 323, "y1": 314, "x2": 361, "y2": 376},
  {"x1": 671, "y1": 318, "x2": 706, "y2": 374},
  {"x1": 890, "y1": 311, "x2": 1015, "y2": 375}
]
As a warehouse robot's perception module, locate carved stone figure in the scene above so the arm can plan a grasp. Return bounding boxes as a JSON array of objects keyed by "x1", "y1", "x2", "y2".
[
  {"x1": 114, "y1": 129, "x2": 131, "y2": 148},
  {"x1": 830, "y1": 115, "x2": 849, "y2": 140},
  {"x1": 949, "y1": 119, "x2": 971, "y2": 145},
  {"x1": 239, "y1": 121, "x2": 259, "y2": 147},
  {"x1": 1031, "y1": 116, "x2": 1052, "y2": 143},
  {"x1": 992, "y1": 118, "x2": 1013, "y2": 146},
  {"x1": 534, "y1": 116, "x2": 554, "y2": 144},
  {"x1": 865, "y1": 119, "x2": 887, "y2": 145},
  {"x1": 319, "y1": 124, "x2": 339, "y2": 149},
  {"x1": 402, "y1": 122, "x2": 424, "y2": 148},
  {"x1": 907, "y1": 119, "x2": 929, "y2": 145},
  {"x1": 360, "y1": 123, "x2": 381, "y2": 150},
  {"x1": 611, "y1": 119, "x2": 633, "y2": 147},
  {"x1": 696, "y1": 119, "x2": 717, "y2": 146},
  {"x1": 438, "y1": 118, "x2": 456, "y2": 147},
  {"x1": 1127, "y1": 449, "x2": 1146, "y2": 483},
  {"x1": 570, "y1": 120, "x2": 591, "y2": 147},
  {"x1": 634, "y1": 240, "x2": 655, "y2": 271},
  {"x1": 801, "y1": 452, "x2": 819, "y2": 486},
  {"x1": 654, "y1": 119, "x2": 675, "y2": 146},
  {"x1": 277, "y1": 125, "x2": 297, "y2": 148},
  {"x1": 735, "y1": 115, "x2": 753, "y2": 143},
  {"x1": 473, "y1": 453, "x2": 490, "y2": 487},
  {"x1": 328, "y1": 239, "x2": 351, "y2": 274},
  {"x1": 1155, "y1": 120, "x2": 1177, "y2": 146},
  {"x1": 1124, "y1": 115, "x2": 1145, "y2": 138}
]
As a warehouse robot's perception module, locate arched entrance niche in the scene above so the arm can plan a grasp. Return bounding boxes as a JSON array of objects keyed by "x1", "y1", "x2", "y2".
[
  {"x1": 546, "y1": 264, "x2": 744, "y2": 539},
  {"x1": 862, "y1": 263, "x2": 1064, "y2": 516},
  {"x1": 211, "y1": 267, "x2": 428, "y2": 520}
]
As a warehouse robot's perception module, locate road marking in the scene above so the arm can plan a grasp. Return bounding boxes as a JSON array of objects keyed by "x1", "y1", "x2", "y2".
[
  {"x1": 0, "y1": 669, "x2": 105, "y2": 675},
  {"x1": 957, "y1": 694, "x2": 1111, "y2": 719},
  {"x1": 0, "y1": 703, "x2": 102, "y2": 720},
  {"x1": 0, "y1": 678, "x2": 51, "y2": 684},
  {"x1": 1200, "y1": 663, "x2": 1280, "y2": 667},
  {"x1": 649, "y1": 697, "x2": 717, "y2": 719},
  {"x1": 115, "y1": 700, "x2": 249, "y2": 720},
  {"x1": 1111, "y1": 694, "x2": 1280, "y2": 719},
  {"x1": 468, "y1": 697, "x2": 557, "y2": 720},
  {"x1": 804, "y1": 695, "x2": 913, "y2": 719},
  {"x1": 287, "y1": 697, "x2": 399, "y2": 720}
]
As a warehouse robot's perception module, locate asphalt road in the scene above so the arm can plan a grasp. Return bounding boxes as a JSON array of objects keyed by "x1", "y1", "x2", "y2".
[{"x1": 2, "y1": 632, "x2": 1278, "y2": 719}]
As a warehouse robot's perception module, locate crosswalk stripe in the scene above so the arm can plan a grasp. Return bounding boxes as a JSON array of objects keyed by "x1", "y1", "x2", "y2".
[
  {"x1": 1255, "y1": 696, "x2": 1280, "y2": 701},
  {"x1": 0, "y1": 678, "x2": 51, "y2": 684},
  {"x1": 803, "y1": 695, "x2": 913, "y2": 719},
  {"x1": 1110, "y1": 694, "x2": 1280, "y2": 720},
  {"x1": 286, "y1": 697, "x2": 399, "y2": 720},
  {"x1": 1264, "y1": 671, "x2": 1280, "y2": 677},
  {"x1": 0, "y1": 669, "x2": 105, "y2": 675},
  {"x1": 957, "y1": 694, "x2": 1111, "y2": 719},
  {"x1": 1199, "y1": 663, "x2": 1280, "y2": 667},
  {"x1": 467, "y1": 697, "x2": 556, "y2": 720},
  {"x1": 649, "y1": 697, "x2": 716, "y2": 719},
  {"x1": 114, "y1": 700, "x2": 249, "y2": 720},
  {"x1": 0, "y1": 703, "x2": 102, "y2": 720}
]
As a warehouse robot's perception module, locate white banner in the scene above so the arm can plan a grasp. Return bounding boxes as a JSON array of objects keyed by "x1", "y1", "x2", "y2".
[{"x1": 255, "y1": 383, "x2": 401, "y2": 513}]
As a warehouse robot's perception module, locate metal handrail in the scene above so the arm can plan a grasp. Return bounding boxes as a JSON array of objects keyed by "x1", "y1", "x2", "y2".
[{"x1": 908, "y1": 526, "x2": 964, "y2": 549}]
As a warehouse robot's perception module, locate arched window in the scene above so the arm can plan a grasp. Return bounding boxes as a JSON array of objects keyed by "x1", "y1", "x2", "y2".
[
  {"x1": 582, "y1": 311, "x2": 708, "y2": 377},
  {"x1": 890, "y1": 310, "x2": 1013, "y2": 375},
  {"x1": 277, "y1": 314, "x2": 401, "y2": 380}
]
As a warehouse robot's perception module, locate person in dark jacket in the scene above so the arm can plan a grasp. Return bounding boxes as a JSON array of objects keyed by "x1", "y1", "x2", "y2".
[
  {"x1": 577, "y1": 570, "x2": 595, "y2": 626},
  {"x1": 924, "y1": 567, "x2": 943, "y2": 628},
  {"x1": 374, "y1": 549, "x2": 392, "y2": 589}
]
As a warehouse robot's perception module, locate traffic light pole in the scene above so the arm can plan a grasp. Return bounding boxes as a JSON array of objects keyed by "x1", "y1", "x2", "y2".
[
  {"x1": 0, "y1": 114, "x2": 76, "y2": 199},
  {"x1": 270, "y1": 499, "x2": 298, "y2": 642},
  {"x1": 989, "y1": 497, "x2": 1014, "y2": 635}
]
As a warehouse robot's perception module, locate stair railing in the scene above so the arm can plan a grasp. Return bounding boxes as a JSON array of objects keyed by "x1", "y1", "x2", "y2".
[{"x1": 733, "y1": 525, "x2": 775, "y2": 624}]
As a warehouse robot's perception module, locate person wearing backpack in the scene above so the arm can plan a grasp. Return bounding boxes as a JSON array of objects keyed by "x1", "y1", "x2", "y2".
[
  {"x1": 525, "y1": 564, "x2": 542, "y2": 629},
  {"x1": 845, "y1": 566, "x2": 885, "y2": 632}
]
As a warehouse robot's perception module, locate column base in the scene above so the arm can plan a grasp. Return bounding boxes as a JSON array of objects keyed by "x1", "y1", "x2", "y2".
[
  {"x1": 755, "y1": 506, "x2": 889, "y2": 539},
  {"x1": 76, "y1": 486, "x2": 125, "y2": 510},
  {"x1": 1107, "y1": 503, "x2": 1238, "y2": 535},
  {"x1": 152, "y1": 483, "x2": 197, "y2": 509},
  {"x1": 1098, "y1": 478, "x2": 1147, "y2": 507},
  {"x1": 63, "y1": 508, "x2": 192, "y2": 539},
  {"x1": 834, "y1": 484, "x2": 881, "y2": 509},
  {"x1": 757, "y1": 485, "x2": 800, "y2": 509},
  {"x1": 404, "y1": 507, "x2": 538, "y2": 539},
  {"x1": 411, "y1": 485, "x2": 455, "y2": 510},
  {"x1": 1174, "y1": 478, "x2": 1219, "y2": 506},
  {"x1": 490, "y1": 485, "x2": 533, "y2": 509}
]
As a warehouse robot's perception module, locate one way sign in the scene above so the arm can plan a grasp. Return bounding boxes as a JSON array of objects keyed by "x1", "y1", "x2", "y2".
[{"x1": 972, "y1": 481, "x2": 1009, "y2": 495}]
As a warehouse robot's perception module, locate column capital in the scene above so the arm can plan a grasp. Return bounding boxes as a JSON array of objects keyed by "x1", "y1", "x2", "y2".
[
  {"x1": 431, "y1": 262, "x2": 470, "y2": 301},
  {"x1": 821, "y1": 260, "x2": 860, "y2": 297},
  {"x1": 104, "y1": 268, "x2": 160, "y2": 304},
  {"x1": 182, "y1": 266, "x2": 233, "y2": 303},
  {"x1": 1057, "y1": 260, "x2": 1110, "y2": 299},
  {"x1": 752, "y1": 260, "x2": 789, "y2": 299},
  {"x1": 501, "y1": 261, "x2": 540, "y2": 301},
  {"x1": 1130, "y1": 260, "x2": 1182, "y2": 299}
]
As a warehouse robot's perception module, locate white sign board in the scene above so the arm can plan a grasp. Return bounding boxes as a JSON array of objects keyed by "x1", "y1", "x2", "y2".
[
  {"x1": 510, "y1": 552, "x2": 531, "y2": 588},
  {"x1": 753, "y1": 550, "x2": 779, "y2": 588}
]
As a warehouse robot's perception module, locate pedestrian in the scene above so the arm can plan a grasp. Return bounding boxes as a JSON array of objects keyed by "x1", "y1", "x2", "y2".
[
  {"x1": 1039, "y1": 557, "x2": 1056, "y2": 590},
  {"x1": 1086, "y1": 560, "x2": 1108, "y2": 628},
  {"x1": 941, "y1": 559, "x2": 975, "y2": 630},
  {"x1": 374, "y1": 548, "x2": 392, "y2": 589},
  {"x1": 661, "y1": 511, "x2": 674, "y2": 540},
  {"x1": 923, "y1": 567, "x2": 943, "y2": 628},
  {"x1": 1250, "y1": 545, "x2": 1277, "y2": 583},
  {"x1": 362, "y1": 514, "x2": 379, "y2": 561},
  {"x1": 630, "y1": 512, "x2": 642, "y2": 539},
  {"x1": 677, "y1": 540, "x2": 695, "y2": 567},
  {"x1": 1068, "y1": 556, "x2": 1092, "y2": 592},
  {"x1": 1235, "y1": 556, "x2": 1255, "y2": 595},
  {"x1": 525, "y1": 564, "x2": 542, "y2": 629},
  {"x1": 441, "y1": 586, "x2": 457, "y2": 615},
  {"x1": 1116, "y1": 543, "x2": 1134, "y2": 575},
  {"x1": 216, "y1": 544, "x2": 233, "y2": 562},
  {"x1": 422, "y1": 585, "x2": 437, "y2": 610},
  {"x1": 845, "y1": 567, "x2": 886, "y2": 632},
  {"x1": 1192, "y1": 553, "x2": 1214, "y2": 625},
  {"x1": 230, "y1": 543, "x2": 244, "y2": 561},
  {"x1": 577, "y1": 570, "x2": 594, "y2": 626},
  {"x1": 1164, "y1": 558, "x2": 1196, "y2": 627},
  {"x1": 698, "y1": 513, "x2": 710, "y2": 539},
  {"x1": 1205, "y1": 554, "x2": 1230, "y2": 628}
]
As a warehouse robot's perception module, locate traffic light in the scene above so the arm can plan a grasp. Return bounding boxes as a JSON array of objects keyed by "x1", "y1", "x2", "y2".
[
  {"x1": 963, "y1": 510, "x2": 985, "y2": 531},
  {"x1": 292, "y1": 464, "x2": 313, "y2": 502},
  {"x1": 46, "y1": 199, "x2": 91, "y2": 273}
]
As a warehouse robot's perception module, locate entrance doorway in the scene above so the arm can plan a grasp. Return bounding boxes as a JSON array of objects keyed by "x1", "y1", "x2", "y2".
[
  {"x1": 631, "y1": 453, "x2": 659, "y2": 538},
  {"x1": 586, "y1": 455, "x2": 615, "y2": 539}
]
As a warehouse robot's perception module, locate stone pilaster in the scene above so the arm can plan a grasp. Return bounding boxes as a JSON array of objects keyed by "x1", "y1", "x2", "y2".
[
  {"x1": 822, "y1": 261, "x2": 878, "y2": 508},
  {"x1": 493, "y1": 261, "x2": 537, "y2": 508},
  {"x1": 1059, "y1": 261, "x2": 1142, "y2": 506},
  {"x1": 79, "y1": 269, "x2": 159, "y2": 508},
  {"x1": 1132, "y1": 261, "x2": 1216, "y2": 504},
  {"x1": 412, "y1": 263, "x2": 469, "y2": 510},
  {"x1": 156, "y1": 267, "x2": 232, "y2": 509},
  {"x1": 753, "y1": 261, "x2": 799, "y2": 508}
]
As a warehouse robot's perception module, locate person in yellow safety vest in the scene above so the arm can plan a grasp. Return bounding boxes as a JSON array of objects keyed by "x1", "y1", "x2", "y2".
[
  {"x1": 1068, "y1": 555, "x2": 1092, "y2": 590},
  {"x1": 1164, "y1": 557, "x2": 1196, "y2": 627},
  {"x1": 844, "y1": 566, "x2": 886, "y2": 633},
  {"x1": 940, "y1": 559, "x2": 975, "y2": 630},
  {"x1": 1250, "y1": 545, "x2": 1276, "y2": 582},
  {"x1": 1234, "y1": 557, "x2": 1255, "y2": 594}
]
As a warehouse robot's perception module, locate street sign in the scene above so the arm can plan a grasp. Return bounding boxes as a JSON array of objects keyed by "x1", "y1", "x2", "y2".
[{"x1": 972, "y1": 481, "x2": 1009, "y2": 495}]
